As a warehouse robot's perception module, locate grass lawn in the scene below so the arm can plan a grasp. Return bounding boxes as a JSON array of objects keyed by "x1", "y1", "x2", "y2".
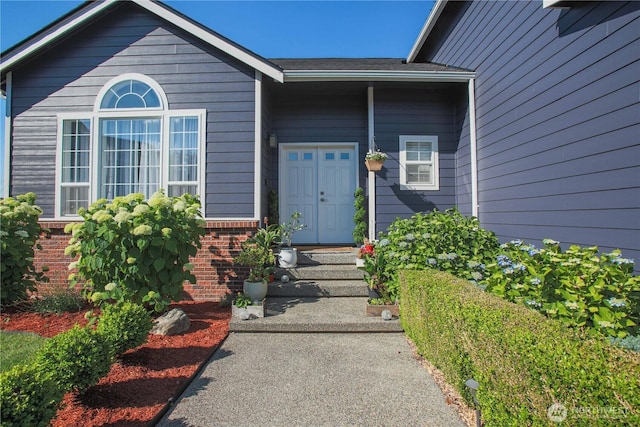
[{"x1": 0, "y1": 330, "x2": 46, "y2": 373}]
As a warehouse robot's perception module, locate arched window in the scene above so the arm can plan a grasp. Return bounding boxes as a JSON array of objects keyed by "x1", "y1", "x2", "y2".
[
  {"x1": 100, "y1": 79, "x2": 162, "y2": 109},
  {"x1": 57, "y1": 74, "x2": 205, "y2": 217}
]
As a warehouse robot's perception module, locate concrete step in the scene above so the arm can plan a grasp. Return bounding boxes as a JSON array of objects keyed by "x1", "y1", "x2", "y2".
[
  {"x1": 277, "y1": 264, "x2": 364, "y2": 281},
  {"x1": 295, "y1": 249, "x2": 357, "y2": 266},
  {"x1": 229, "y1": 297, "x2": 403, "y2": 333},
  {"x1": 268, "y1": 280, "x2": 368, "y2": 298}
]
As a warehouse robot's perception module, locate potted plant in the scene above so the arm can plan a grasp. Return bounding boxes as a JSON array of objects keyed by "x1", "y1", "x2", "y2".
[
  {"x1": 365, "y1": 150, "x2": 388, "y2": 172},
  {"x1": 356, "y1": 238, "x2": 374, "y2": 268},
  {"x1": 362, "y1": 243, "x2": 399, "y2": 317},
  {"x1": 248, "y1": 223, "x2": 281, "y2": 281},
  {"x1": 278, "y1": 211, "x2": 306, "y2": 268},
  {"x1": 233, "y1": 241, "x2": 275, "y2": 303},
  {"x1": 231, "y1": 292, "x2": 264, "y2": 319}
]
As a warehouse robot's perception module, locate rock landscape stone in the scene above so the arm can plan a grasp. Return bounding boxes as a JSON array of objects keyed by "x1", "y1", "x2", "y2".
[{"x1": 151, "y1": 308, "x2": 191, "y2": 336}]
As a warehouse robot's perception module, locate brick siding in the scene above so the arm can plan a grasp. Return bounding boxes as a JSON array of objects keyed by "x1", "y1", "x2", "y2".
[{"x1": 33, "y1": 220, "x2": 259, "y2": 301}]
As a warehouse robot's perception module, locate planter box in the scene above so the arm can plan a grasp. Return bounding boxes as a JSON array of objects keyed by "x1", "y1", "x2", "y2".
[
  {"x1": 366, "y1": 303, "x2": 399, "y2": 318},
  {"x1": 232, "y1": 300, "x2": 265, "y2": 319}
]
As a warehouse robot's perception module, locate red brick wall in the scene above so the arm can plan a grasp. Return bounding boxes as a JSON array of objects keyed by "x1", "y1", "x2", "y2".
[{"x1": 34, "y1": 220, "x2": 258, "y2": 301}]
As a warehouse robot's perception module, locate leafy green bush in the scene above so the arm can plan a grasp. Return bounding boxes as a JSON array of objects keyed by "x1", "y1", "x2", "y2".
[
  {"x1": 0, "y1": 363, "x2": 63, "y2": 427},
  {"x1": 65, "y1": 191, "x2": 206, "y2": 312},
  {"x1": 30, "y1": 288, "x2": 84, "y2": 315},
  {"x1": 371, "y1": 208, "x2": 499, "y2": 299},
  {"x1": 400, "y1": 269, "x2": 640, "y2": 426},
  {"x1": 0, "y1": 193, "x2": 49, "y2": 305},
  {"x1": 96, "y1": 301, "x2": 152, "y2": 356},
  {"x1": 352, "y1": 187, "x2": 367, "y2": 245},
  {"x1": 35, "y1": 325, "x2": 112, "y2": 393},
  {"x1": 480, "y1": 239, "x2": 639, "y2": 337}
]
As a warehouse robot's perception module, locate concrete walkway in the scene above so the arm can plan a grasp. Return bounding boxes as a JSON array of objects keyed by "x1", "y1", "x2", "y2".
[{"x1": 156, "y1": 332, "x2": 465, "y2": 427}]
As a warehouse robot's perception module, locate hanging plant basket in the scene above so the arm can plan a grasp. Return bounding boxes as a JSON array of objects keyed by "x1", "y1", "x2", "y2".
[{"x1": 365, "y1": 159, "x2": 385, "y2": 172}]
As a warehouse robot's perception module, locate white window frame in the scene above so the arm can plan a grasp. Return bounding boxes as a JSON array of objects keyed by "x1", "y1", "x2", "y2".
[
  {"x1": 55, "y1": 75, "x2": 206, "y2": 219},
  {"x1": 399, "y1": 135, "x2": 439, "y2": 191}
]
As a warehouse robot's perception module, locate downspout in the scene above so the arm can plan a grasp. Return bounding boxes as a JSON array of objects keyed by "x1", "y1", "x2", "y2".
[
  {"x1": 468, "y1": 78, "x2": 479, "y2": 218},
  {"x1": 367, "y1": 85, "x2": 376, "y2": 241},
  {"x1": 254, "y1": 70, "x2": 262, "y2": 222},
  {"x1": 3, "y1": 71, "x2": 12, "y2": 198}
]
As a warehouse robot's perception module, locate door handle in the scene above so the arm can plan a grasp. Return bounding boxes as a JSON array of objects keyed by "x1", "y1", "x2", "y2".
[{"x1": 320, "y1": 198, "x2": 326, "y2": 202}]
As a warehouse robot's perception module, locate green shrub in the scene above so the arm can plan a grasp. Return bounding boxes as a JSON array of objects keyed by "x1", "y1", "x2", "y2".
[
  {"x1": 0, "y1": 363, "x2": 63, "y2": 427},
  {"x1": 34, "y1": 325, "x2": 112, "y2": 393},
  {"x1": 369, "y1": 208, "x2": 499, "y2": 300},
  {"x1": 352, "y1": 187, "x2": 367, "y2": 245},
  {"x1": 65, "y1": 191, "x2": 206, "y2": 312},
  {"x1": 96, "y1": 301, "x2": 152, "y2": 356},
  {"x1": 30, "y1": 288, "x2": 84, "y2": 314},
  {"x1": 0, "y1": 193, "x2": 49, "y2": 305},
  {"x1": 400, "y1": 269, "x2": 640, "y2": 426},
  {"x1": 480, "y1": 239, "x2": 640, "y2": 337}
]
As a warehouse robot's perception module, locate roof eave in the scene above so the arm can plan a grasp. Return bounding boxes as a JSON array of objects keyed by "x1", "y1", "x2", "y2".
[
  {"x1": 406, "y1": 0, "x2": 449, "y2": 63},
  {"x1": 0, "y1": 0, "x2": 284, "y2": 83},
  {"x1": 283, "y1": 69, "x2": 475, "y2": 83}
]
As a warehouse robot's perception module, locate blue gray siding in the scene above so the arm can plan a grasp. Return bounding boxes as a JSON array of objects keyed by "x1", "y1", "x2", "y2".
[
  {"x1": 373, "y1": 83, "x2": 461, "y2": 233},
  {"x1": 417, "y1": 0, "x2": 640, "y2": 260},
  {"x1": 269, "y1": 82, "x2": 368, "y2": 186},
  {"x1": 10, "y1": 2, "x2": 257, "y2": 218}
]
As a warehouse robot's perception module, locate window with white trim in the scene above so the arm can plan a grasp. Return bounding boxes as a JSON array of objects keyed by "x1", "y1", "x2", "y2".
[
  {"x1": 56, "y1": 74, "x2": 205, "y2": 217},
  {"x1": 399, "y1": 135, "x2": 439, "y2": 191}
]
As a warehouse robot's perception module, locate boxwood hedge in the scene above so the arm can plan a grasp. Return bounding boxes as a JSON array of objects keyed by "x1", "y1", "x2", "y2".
[{"x1": 400, "y1": 269, "x2": 639, "y2": 426}]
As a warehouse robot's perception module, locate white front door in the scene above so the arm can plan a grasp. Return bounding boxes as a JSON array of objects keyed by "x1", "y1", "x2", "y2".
[{"x1": 280, "y1": 144, "x2": 357, "y2": 244}]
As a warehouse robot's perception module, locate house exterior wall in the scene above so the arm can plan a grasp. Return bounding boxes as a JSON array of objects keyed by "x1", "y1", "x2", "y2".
[
  {"x1": 7, "y1": 3, "x2": 264, "y2": 301},
  {"x1": 372, "y1": 83, "x2": 461, "y2": 233},
  {"x1": 9, "y1": 2, "x2": 257, "y2": 220},
  {"x1": 416, "y1": 0, "x2": 640, "y2": 260}
]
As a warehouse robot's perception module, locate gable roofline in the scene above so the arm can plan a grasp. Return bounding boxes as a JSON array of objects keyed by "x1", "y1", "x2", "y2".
[
  {"x1": 0, "y1": 0, "x2": 284, "y2": 83},
  {"x1": 406, "y1": 0, "x2": 449, "y2": 63}
]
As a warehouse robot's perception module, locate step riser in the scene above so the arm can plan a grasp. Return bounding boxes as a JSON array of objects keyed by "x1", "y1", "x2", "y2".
[
  {"x1": 295, "y1": 251, "x2": 357, "y2": 265},
  {"x1": 278, "y1": 268, "x2": 364, "y2": 281},
  {"x1": 268, "y1": 281, "x2": 368, "y2": 298}
]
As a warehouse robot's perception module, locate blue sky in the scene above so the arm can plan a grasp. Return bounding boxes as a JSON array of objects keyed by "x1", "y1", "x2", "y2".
[{"x1": 0, "y1": 0, "x2": 434, "y2": 196}]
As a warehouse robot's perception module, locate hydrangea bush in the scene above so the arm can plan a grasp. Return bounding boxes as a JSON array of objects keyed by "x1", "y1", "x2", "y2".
[
  {"x1": 369, "y1": 208, "x2": 500, "y2": 301},
  {"x1": 480, "y1": 239, "x2": 639, "y2": 337},
  {"x1": 66, "y1": 191, "x2": 206, "y2": 312},
  {"x1": 0, "y1": 193, "x2": 49, "y2": 305}
]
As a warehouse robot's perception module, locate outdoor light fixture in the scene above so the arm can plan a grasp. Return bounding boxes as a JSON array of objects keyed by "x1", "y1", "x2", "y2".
[
  {"x1": 465, "y1": 378, "x2": 481, "y2": 427},
  {"x1": 381, "y1": 309, "x2": 393, "y2": 320},
  {"x1": 269, "y1": 133, "x2": 278, "y2": 147}
]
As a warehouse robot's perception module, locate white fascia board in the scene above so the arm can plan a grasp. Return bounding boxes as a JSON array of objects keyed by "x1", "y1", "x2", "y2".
[
  {"x1": 1, "y1": 0, "x2": 284, "y2": 83},
  {"x1": 283, "y1": 69, "x2": 475, "y2": 83},
  {"x1": 406, "y1": 0, "x2": 449, "y2": 63},
  {"x1": 1, "y1": 0, "x2": 118, "y2": 72}
]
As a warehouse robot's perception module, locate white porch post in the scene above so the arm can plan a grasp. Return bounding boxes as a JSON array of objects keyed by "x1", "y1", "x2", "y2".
[
  {"x1": 254, "y1": 70, "x2": 262, "y2": 222},
  {"x1": 367, "y1": 85, "x2": 376, "y2": 241},
  {"x1": 468, "y1": 78, "x2": 479, "y2": 219},
  {"x1": 3, "y1": 71, "x2": 12, "y2": 198}
]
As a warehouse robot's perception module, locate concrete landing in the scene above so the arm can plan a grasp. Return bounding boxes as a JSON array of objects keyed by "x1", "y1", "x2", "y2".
[{"x1": 229, "y1": 296, "x2": 403, "y2": 332}]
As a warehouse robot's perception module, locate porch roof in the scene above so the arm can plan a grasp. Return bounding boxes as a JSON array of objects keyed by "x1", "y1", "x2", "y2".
[{"x1": 271, "y1": 58, "x2": 475, "y2": 82}]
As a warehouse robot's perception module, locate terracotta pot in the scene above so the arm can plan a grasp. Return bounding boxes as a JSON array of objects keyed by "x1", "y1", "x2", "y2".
[{"x1": 365, "y1": 159, "x2": 384, "y2": 171}]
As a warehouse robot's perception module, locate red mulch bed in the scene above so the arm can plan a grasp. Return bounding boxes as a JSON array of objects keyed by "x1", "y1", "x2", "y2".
[{"x1": 1, "y1": 301, "x2": 230, "y2": 427}]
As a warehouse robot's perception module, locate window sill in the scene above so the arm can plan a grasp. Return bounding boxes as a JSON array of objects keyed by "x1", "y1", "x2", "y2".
[{"x1": 400, "y1": 184, "x2": 439, "y2": 192}]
